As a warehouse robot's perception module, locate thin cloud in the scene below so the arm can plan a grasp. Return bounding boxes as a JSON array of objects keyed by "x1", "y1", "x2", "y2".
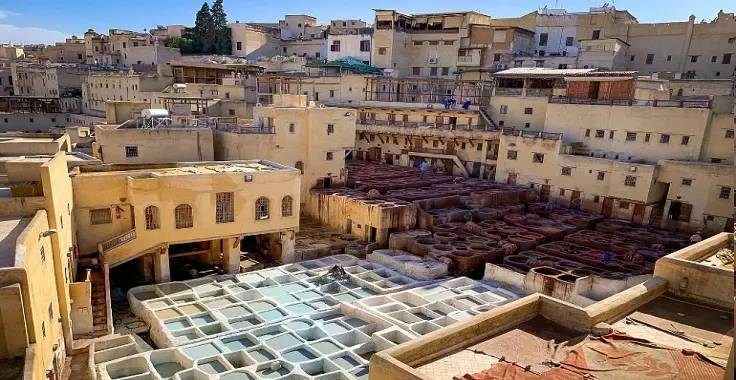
[
  {"x1": 0, "y1": 24, "x2": 69, "y2": 45},
  {"x1": 0, "y1": 10, "x2": 21, "y2": 19}
]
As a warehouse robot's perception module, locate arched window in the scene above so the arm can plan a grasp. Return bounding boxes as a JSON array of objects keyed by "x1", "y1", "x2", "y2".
[
  {"x1": 174, "y1": 204, "x2": 193, "y2": 229},
  {"x1": 294, "y1": 161, "x2": 304, "y2": 174},
  {"x1": 255, "y1": 197, "x2": 270, "y2": 220},
  {"x1": 144, "y1": 206, "x2": 160, "y2": 230},
  {"x1": 281, "y1": 196, "x2": 293, "y2": 217}
]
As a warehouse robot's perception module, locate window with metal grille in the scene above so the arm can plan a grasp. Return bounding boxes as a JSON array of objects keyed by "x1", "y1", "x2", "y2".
[
  {"x1": 659, "y1": 134, "x2": 670, "y2": 144},
  {"x1": 719, "y1": 187, "x2": 732, "y2": 200},
  {"x1": 174, "y1": 204, "x2": 193, "y2": 229},
  {"x1": 533, "y1": 153, "x2": 544, "y2": 163},
  {"x1": 624, "y1": 176, "x2": 637, "y2": 187},
  {"x1": 561, "y1": 167, "x2": 572, "y2": 176},
  {"x1": 255, "y1": 197, "x2": 270, "y2": 220},
  {"x1": 90, "y1": 208, "x2": 112, "y2": 225},
  {"x1": 216, "y1": 192, "x2": 234, "y2": 223},
  {"x1": 327, "y1": 124, "x2": 334, "y2": 135},
  {"x1": 626, "y1": 132, "x2": 637, "y2": 141},
  {"x1": 125, "y1": 146, "x2": 138, "y2": 157},
  {"x1": 144, "y1": 206, "x2": 160, "y2": 230},
  {"x1": 726, "y1": 130, "x2": 734, "y2": 139},
  {"x1": 681, "y1": 178, "x2": 693, "y2": 186},
  {"x1": 507, "y1": 150, "x2": 517, "y2": 160},
  {"x1": 597, "y1": 172, "x2": 605, "y2": 181},
  {"x1": 595, "y1": 130, "x2": 605, "y2": 138},
  {"x1": 524, "y1": 108, "x2": 533, "y2": 114},
  {"x1": 681, "y1": 136, "x2": 690, "y2": 145},
  {"x1": 282, "y1": 196, "x2": 293, "y2": 217}
]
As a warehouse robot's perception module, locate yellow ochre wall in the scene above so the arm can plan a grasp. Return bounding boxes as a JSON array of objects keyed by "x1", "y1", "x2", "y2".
[{"x1": 94, "y1": 126, "x2": 215, "y2": 164}]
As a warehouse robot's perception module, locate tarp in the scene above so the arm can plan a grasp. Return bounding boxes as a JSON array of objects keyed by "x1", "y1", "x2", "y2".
[
  {"x1": 305, "y1": 57, "x2": 383, "y2": 74},
  {"x1": 460, "y1": 333, "x2": 725, "y2": 380}
]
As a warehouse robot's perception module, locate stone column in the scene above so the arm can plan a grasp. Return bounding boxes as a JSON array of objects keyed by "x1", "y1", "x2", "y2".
[
  {"x1": 279, "y1": 230, "x2": 296, "y2": 263},
  {"x1": 140, "y1": 255, "x2": 154, "y2": 283},
  {"x1": 153, "y1": 247, "x2": 170, "y2": 283},
  {"x1": 223, "y1": 238, "x2": 241, "y2": 274}
]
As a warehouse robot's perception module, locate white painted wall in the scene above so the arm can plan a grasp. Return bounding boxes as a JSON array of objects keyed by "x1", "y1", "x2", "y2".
[
  {"x1": 535, "y1": 26, "x2": 578, "y2": 57},
  {"x1": 327, "y1": 34, "x2": 372, "y2": 64}
]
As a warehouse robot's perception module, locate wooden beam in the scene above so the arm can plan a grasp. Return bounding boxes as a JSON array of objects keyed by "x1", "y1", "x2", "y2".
[
  {"x1": 378, "y1": 135, "x2": 385, "y2": 144},
  {"x1": 468, "y1": 139, "x2": 475, "y2": 148},
  {"x1": 422, "y1": 136, "x2": 429, "y2": 144}
]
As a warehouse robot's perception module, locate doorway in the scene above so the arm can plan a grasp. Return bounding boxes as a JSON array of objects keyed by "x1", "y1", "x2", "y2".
[
  {"x1": 322, "y1": 177, "x2": 332, "y2": 189},
  {"x1": 540, "y1": 185, "x2": 551, "y2": 202},
  {"x1": 570, "y1": 190, "x2": 581, "y2": 209},
  {"x1": 369, "y1": 227, "x2": 377, "y2": 242},
  {"x1": 632, "y1": 203, "x2": 646, "y2": 223},
  {"x1": 384, "y1": 153, "x2": 394, "y2": 165},
  {"x1": 346, "y1": 219, "x2": 352, "y2": 234},
  {"x1": 601, "y1": 197, "x2": 614, "y2": 217},
  {"x1": 507, "y1": 173, "x2": 517, "y2": 185}
]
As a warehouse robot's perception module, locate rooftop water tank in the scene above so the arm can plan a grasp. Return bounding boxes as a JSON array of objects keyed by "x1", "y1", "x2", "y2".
[{"x1": 142, "y1": 109, "x2": 170, "y2": 119}]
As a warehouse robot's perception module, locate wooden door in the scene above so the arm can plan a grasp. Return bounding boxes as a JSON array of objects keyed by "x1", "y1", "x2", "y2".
[
  {"x1": 632, "y1": 203, "x2": 646, "y2": 224},
  {"x1": 445, "y1": 141, "x2": 456, "y2": 155},
  {"x1": 540, "y1": 185, "x2": 551, "y2": 202},
  {"x1": 602, "y1": 197, "x2": 614, "y2": 217},
  {"x1": 384, "y1": 153, "x2": 394, "y2": 165}
]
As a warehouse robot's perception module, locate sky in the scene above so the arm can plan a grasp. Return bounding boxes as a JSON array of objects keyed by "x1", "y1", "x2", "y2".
[{"x1": 0, "y1": 0, "x2": 731, "y2": 45}]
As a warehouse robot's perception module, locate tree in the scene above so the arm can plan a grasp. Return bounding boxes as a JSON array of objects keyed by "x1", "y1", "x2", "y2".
[
  {"x1": 165, "y1": 37, "x2": 196, "y2": 54},
  {"x1": 211, "y1": 0, "x2": 231, "y2": 55},
  {"x1": 193, "y1": 2, "x2": 215, "y2": 53}
]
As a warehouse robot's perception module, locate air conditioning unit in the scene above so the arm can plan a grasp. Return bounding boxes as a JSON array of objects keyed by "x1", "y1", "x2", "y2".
[
  {"x1": 428, "y1": 57, "x2": 438, "y2": 64},
  {"x1": 496, "y1": 64, "x2": 507, "y2": 69}
]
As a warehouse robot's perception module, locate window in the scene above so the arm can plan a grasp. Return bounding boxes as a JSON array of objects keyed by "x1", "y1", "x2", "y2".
[
  {"x1": 499, "y1": 105, "x2": 508, "y2": 114},
  {"x1": 726, "y1": 130, "x2": 734, "y2": 139},
  {"x1": 585, "y1": 129, "x2": 591, "y2": 137},
  {"x1": 441, "y1": 67, "x2": 449, "y2": 76},
  {"x1": 659, "y1": 134, "x2": 670, "y2": 144},
  {"x1": 225, "y1": 93, "x2": 230, "y2": 99},
  {"x1": 711, "y1": 55, "x2": 717, "y2": 63},
  {"x1": 330, "y1": 40, "x2": 341, "y2": 52},
  {"x1": 289, "y1": 123, "x2": 295, "y2": 133},
  {"x1": 646, "y1": 54, "x2": 654, "y2": 64},
  {"x1": 507, "y1": 150, "x2": 518, "y2": 160},
  {"x1": 144, "y1": 206, "x2": 160, "y2": 230},
  {"x1": 255, "y1": 197, "x2": 270, "y2": 220},
  {"x1": 432, "y1": 140, "x2": 439, "y2": 148},
  {"x1": 428, "y1": 41, "x2": 439, "y2": 46},
  {"x1": 597, "y1": 171, "x2": 605, "y2": 181},
  {"x1": 666, "y1": 55, "x2": 671, "y2": 61},
  {"x1": 681, "y1": 178, "x2": 693, "y2": 186},
  {"x1": 561, "y1": 167, "x2": 572, "y2": 176},
  {"x1": 412, "y1": 67, "x2": 421, "y2": 75},
  {"x1": 559, "y1": 188, "x2": 565, "y2": 196},
  {"x1": 644, "y1": 133, "x2": 651, "y2": 142},
  {"x1": 514, "y1": 60, "x2": 523, "y2": 68},
  {"x1": 493, "y1": 54, "x2": 501, "y2": 62},
  {"x1": 712, "y1": 158, "x2": 723, "y2": 164},
  {"x1": 213, "y1": 192, "x2": 235, "y2": 224},
  {"x1": 539, "y1": 33, "x2": 548, "y2": 46},
  {"x1": 592, "y1": 30, "x2": 600, "y2": 39},
  {"x1": 413, "y1": 41, "x2": 423, "y2": 46},
  {"x1": 90, "y1": 208, "x2": 112, "y2": 225},
  {"x1": 329, "y1": 90, "x2": 335, "y2": 98},
  {"x1": 595, "y1": 130, "x2": 605, "y2": 138},
  {"x1": 681, "y1": 136, "x2": 690, "y2": 145},
  {"x1": 535, "y1": 60, "x2": 544, "y2": 67},
  {"x1": 524, "y1": 123, "x2": 531, "y2": 128},
  {"x1": 40, "y1": 245, "x2": 46, "y2": 263},
  {"x1": 626, "y1": 132, "x2": 637, "y2": 141},
  {"x1": 524, "y1": 108, "x2": 533, "y2": 115},
  {"x1": 42, "y1": 322, "x2": 46, "y2": 338},
  {"x1": 690, "y1": 55, "x2": 698, "y2": 63},
  {"x1": 236, "y1": 42, "x2": 242, "y2": 50},
  {"x1": 378, "y1": 47, "x2": 387, "y2": 55},
  {"x1": 125, "y1": 146, "x2": 138, "y2": 158},
  {"x1": 538, "y1": 51, "x2": 545, "y2": 57},
  {"x1": 48, "y1": 303, "x2": 53, "y2": 320},
  {"x1": 619, "y1": 201, "x2": 630, "y2": 209},
  {"x1": 360, "y1": 40, "x2": 370, "y2": 52},
  {"x1": 228, "y1": 109, "x2": 236, "y2": 116},
  {"x1": 719, "y1": 187, "x2": 732, "y2": 200},
  {"x1": 498, "y1": 121, "x2": 505, "y2": 126},
  {"x1": 624, "y1": 176, "x2": 637, "y2": 187},
  {"x1": 566, "y1": 36, "x2": 574, "y2": 46},
  {"x1": 443, "y1": 41, "x2": 454, "y2": 45},
  {"x1": 609, "y1": 131, "x2": 615, "y2": 139},
  {"x1": 326, "y1": 152, "x2": 333, "y2": 160},
  {"x1": 723, "y1": 54, "x2": 732, "y2": 64},
  {"x1": 430, "y1": 67, "x2": 438, "y2": 76},
  {"x1": 593, "y1": 195, "x2": 600, "y2": 203},
  {"x1": 174, "y1": 204, "x2": 193, "y2": 229},
  {"x1": 281, "y1": 196, "x2": 293, "y2": 217},
  {"x1": 327, "y1": 124, "x2": 334, "y2": 134},
  {"x1": 532, "y1": 153, "x2": 544, "y2": 163}
]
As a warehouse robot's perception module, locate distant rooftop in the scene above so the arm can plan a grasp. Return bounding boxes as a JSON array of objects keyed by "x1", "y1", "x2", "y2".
[
  {"x1": 76, "y1": 160, "x2": 296, "y2": 177},
  {"x1": 0, "y1": 217, "x2": 30, "y2": 269},
  {"x1": 492, "y1": 68, "x2": 638, "y2": 77}
]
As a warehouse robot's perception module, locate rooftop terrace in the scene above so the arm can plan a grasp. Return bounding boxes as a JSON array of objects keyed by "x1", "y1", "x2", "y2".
[{"x1": 76, "y1": 160, "x2": 295, "y2": 177}]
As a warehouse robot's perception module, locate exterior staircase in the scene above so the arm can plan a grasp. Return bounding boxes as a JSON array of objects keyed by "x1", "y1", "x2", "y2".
[
  {"x1": 90, "y1": 269, "x2": 111, "y2": 338},
  {"x1": 479, "y1": 106, "x2": 499, "y2": 129}
]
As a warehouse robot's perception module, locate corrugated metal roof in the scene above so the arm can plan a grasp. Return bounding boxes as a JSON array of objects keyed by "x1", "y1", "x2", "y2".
[{"x1": 492, "y1": 68, "x2": 638, "y2": 77}]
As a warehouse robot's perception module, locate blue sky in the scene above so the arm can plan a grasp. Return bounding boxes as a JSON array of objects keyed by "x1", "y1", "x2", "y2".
[{"x1": 0, "y1": 0, "x2": 730, "y2": 44}]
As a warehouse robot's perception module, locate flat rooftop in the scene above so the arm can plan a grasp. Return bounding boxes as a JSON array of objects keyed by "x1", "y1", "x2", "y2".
[
  {"x1": 0, "y1": 217, "x2": 30, "y2": 268},
  {"x1": 77, "y1": 160, "x2": 295, "y2": 177}
]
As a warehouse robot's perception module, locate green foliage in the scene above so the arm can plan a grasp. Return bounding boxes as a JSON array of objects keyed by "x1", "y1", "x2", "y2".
[
  {"x1": 165, "y1": 37, "x2": 196, "y2": 54},
  {"x1": 189, "y1": 0, "x2": 230, "y2": 55}
]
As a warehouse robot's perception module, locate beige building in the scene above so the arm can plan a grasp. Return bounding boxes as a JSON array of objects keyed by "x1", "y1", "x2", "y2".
[
  {"x1": 82, "y1": 28, "x2": 181, "y2": 66},
  {"x1": 82, "y1": 70, "x2": 173, "y2": 117},
  {"x1": 30, "y1": 36, "x2": 87, "y2": 64},
  {"x1": 0, "y1": 44, "x2": 24, "y2": 60},
  {"x1": 94, "y1": 124, "x2": 214, "y2": 164},
  {"x1": 228, "y1": 14, "x2": 327, "y2": 60}
]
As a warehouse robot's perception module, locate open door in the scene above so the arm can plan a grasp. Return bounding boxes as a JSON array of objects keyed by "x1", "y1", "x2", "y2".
[
  {"x1": 632, "y1": 203, "x2": 646, "y2": 224},
  {"x1": 601, "y1": 197, "x2": 614, "y2": 217},
  {"x1": 540, "y1": 185, "x2": 551, "y2": 202}
]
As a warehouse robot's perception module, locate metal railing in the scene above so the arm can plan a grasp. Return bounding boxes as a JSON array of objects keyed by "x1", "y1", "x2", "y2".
[
  {"x1": 494, "y1": 88, "x2": 524, "y2": 96},
  {"x1": 502, "y1": 129, "x2": 564, "y2": 140},
  {"x1": 357, "y1": 119, "x2": 481, "y2": 130},
  {"x1": 549, "y1": 96, "x2": 711, "y2": 108},
  {"x1": 100, "y1": 230, "x2": 136, "y2": 253},
  {"x1": 526, "y1": 88, "x2": 553, "y2": 97}
]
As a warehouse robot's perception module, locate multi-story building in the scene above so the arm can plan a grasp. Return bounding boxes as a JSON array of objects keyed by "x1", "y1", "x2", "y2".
[
  {"x1": 29, "y1": 36, "x2": 87, "y2": 64},
  {"x1": 81, "y1": 69, "x2": 173, "y2": 117},
  {"x1": 0, "y1": 62, "x2": 13, "y2": 96},
  {"x1": 0, "y1": 43, "x2": 24, "y2": 60},
  {"x1": 327, "y1": 20, "x2": 373, "y2": 64},
  {"x1": 81, "y1": 28, "x2": 182, "y2": 67},
  {"x1": 229, "y1": 14, "x2": 327, "y2": 61}
]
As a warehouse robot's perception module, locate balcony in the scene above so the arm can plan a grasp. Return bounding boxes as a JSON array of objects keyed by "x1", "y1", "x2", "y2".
[
  {"x1": 457, "y1": 54, "x2": 481, "y2": 67},
  {"x1": 494, "y1": 88, "x2": 524, "y2": 96},
  {"x1": 549, "y1": 97, "x2": 712, "y2": 109},
  {"x1": 358, "y1": 119, "x2": 481, "y2": 131}
]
